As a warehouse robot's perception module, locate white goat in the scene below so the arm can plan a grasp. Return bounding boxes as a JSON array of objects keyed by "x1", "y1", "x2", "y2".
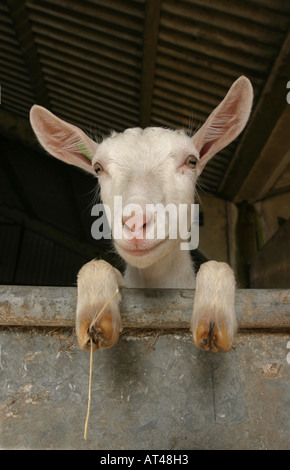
[{"x1": 30, "y1": 76, "x2": 253, "y2": 353}]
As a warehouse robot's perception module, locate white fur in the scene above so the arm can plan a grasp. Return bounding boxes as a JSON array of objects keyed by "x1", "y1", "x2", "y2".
[
  {"x1": 191, "y1": 261, "x2": 237, "y2": 344},
  {"x1": 30, "y1": 76, "x2": 253, "y2": 352}
]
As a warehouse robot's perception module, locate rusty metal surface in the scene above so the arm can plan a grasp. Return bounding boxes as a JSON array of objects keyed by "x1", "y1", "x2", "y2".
[
  {"x1": 0, "y1": 285, "x2": 289, "y2": 329},
  {"x1": 0, "y1": 329, "x2": 289, "y2": 449}
]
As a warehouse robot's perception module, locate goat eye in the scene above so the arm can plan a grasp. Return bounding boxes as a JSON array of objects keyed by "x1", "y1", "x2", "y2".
[
  {"x1": 185, "y1": 155, "x2": 197, "y2": 168},
  {"x1": 93, "y1": 162, "x2": 103, "y2": 175}
]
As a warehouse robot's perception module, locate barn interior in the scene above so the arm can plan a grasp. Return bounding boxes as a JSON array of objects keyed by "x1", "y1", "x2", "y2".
[
  {"x1": 1, "y1": 0, "x2": 289, "y2": 288},
  {"x1": 1, "y1": 1, "x2": 290, "y2": 451}
]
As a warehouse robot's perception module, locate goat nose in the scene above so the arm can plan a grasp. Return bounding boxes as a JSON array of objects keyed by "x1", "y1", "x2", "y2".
[{"x1": 122, "y1": 212, "x2": 153, "y2": 235}]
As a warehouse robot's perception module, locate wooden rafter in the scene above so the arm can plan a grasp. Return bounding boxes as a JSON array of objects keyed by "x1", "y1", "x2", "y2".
[
  {"x1": 219, "y1": 30, "x2": 290, "y2": 202},
  {"x1": 140, "y1": 0, "x2": 162, "y2": 128},
  {"x1": 6, "y1": 0, "x2": 50, "y2": 107},
  {"x1": 235, "y1": 106, "x2": 290, "y2": 202}
]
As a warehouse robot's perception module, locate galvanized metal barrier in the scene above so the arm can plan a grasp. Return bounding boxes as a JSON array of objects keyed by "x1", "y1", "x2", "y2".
[
  {"x1": 1, "y1": 285, "x2": 289, "y2": 450},
  {"x1": 0, "y1": 285, "x2": 289, "y2": 330}
]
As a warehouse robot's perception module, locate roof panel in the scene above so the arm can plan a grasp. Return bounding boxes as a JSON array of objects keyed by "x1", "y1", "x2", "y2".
[
  {"x1": 24, "y1": 0, "x2": 144, "y2": 133},
  {"x1": 149, "y1": 0, "x2": 289, "y2": 191},
  {"x1": 0, "y1": 0, "x2": 289, "y2": 210},
  {"x1": 0, "y1": 2, "x2": 36, "y2": 117}
]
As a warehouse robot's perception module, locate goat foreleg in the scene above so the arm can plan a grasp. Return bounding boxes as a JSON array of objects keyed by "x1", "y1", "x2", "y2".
[
  {"x1": 76, "y1": 260, "x2": 123, "y2": 351},
  {"x1": 191, "y1": 261, "x2": 237, "y2": 353}
]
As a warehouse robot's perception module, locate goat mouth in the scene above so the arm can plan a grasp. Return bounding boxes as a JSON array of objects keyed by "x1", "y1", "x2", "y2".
[{"x1": 116, "y1": 239, "x2": 166, "y2": 256}]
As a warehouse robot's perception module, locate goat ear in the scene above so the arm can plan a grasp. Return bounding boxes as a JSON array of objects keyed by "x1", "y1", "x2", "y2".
[
  {"x1": 30, "y1": 105, "x2": 97, "y2": 175},
  {"x1": 192, "y1": 76, "x2": 253, "y2": 172}
]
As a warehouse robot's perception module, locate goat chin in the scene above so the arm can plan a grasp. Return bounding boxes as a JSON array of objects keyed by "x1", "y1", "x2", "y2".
[{"x1": 114, "y1": 237, "x2": 178, "y2": 269}]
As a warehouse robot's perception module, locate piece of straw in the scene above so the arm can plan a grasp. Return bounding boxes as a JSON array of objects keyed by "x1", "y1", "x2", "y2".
[
  {"x1": 89, "y1": 288, "x2": 119, "y2": 331},
  {"x1": 83, "y1": 287, "x2": 119, "y2": 441},
  {"x1": 77, "y1": 141, "x2": 92, "y2": 161},
  {"x1": 84, "y1": 338, "x2": 94, "y2": 440}
]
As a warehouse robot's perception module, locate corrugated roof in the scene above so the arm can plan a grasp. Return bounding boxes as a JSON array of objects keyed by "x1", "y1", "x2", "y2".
[
  {"x1": 1, "y1": 0, "x2": 289, "y2": 193},
  {"x1": 150, "y1": 0, "x2": 289, "y2": 190},
  {"x1": 26, "y1": 0, "x2": 144, "y2": 132},
  {"x1": 0, "y1": 1, "x2": 37, "y2": 116},
  {"x1": 0, "y1": 0, "x2": 289, "y2": 287}
]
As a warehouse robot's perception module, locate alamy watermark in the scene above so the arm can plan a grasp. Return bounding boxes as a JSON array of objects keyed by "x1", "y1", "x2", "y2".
[{"x1": 91, "y1": 197, "x2": 200, "y2": 251}]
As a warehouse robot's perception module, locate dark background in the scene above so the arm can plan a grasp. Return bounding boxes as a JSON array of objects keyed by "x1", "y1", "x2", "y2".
[{"x1": 0, "y1": 0, "x2": 289, "y2": 287}]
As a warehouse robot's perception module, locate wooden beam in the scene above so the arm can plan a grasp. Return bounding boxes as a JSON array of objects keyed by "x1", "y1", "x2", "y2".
[
  {"x1": 140, "y1": 0, "x2": 162, "y2": 128},
  {"x1": 251, "y1": 218, "x2": 290, "y2": 288},
  {"x1": 6, "y1": 0, "x2": 50, "y2": 107},
  {"x1": 231, "y1": 104, "x2": 290, "y2": 202},
  {"x1": 219, "y1": 30, "x2": 290, "y2": 202},
  {"x1": 235, "y1": 202, "x2": 259, "y2": 288},
  {"x1": 0, "y1": 285, "x2": 289, "y2": 330}
]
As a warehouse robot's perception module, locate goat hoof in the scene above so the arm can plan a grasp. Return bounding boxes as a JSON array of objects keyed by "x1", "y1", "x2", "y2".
[
  {"x1": 193, "y1": 320, "x2": 233, "y2": 353},
  {"x1": 78, "y1": 310, "x2": 120, "y2": 351},
  {"x1": 90, "y1": 310, "x2": 120, "y2": 350}
]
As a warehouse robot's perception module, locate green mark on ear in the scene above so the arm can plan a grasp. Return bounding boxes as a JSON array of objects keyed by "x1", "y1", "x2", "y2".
[{"x1": 77, "y1": 141, "x2": 92, "y2": 161}]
